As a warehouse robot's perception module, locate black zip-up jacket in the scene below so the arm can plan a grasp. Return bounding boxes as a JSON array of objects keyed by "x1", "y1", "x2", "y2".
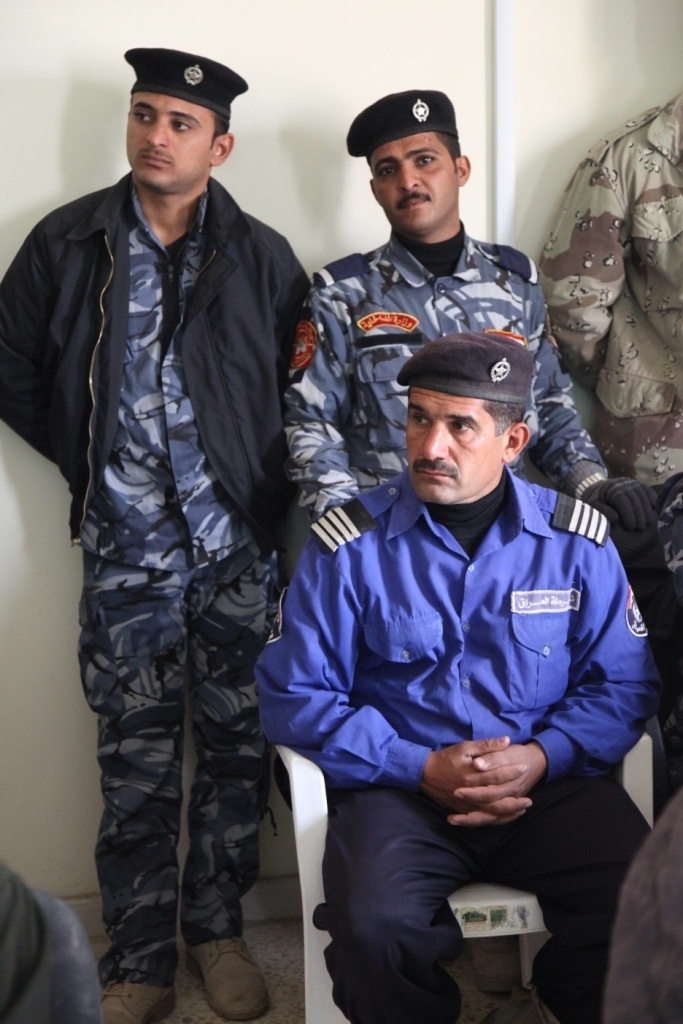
[{"x1": 0, "y1": 174, "x2": 309, "y2": 550}]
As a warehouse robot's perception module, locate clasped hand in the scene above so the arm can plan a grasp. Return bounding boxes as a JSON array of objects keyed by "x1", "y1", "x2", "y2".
[{"x1": 420, "y1": 736, "x2": 548, "y2": 827}]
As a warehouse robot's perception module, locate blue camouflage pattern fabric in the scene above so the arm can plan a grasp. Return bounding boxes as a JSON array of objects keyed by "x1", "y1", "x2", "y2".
[
  {"x1": 79, "y1": 187, "x2": 269, "y2": 987},
  {"x1": 79, "y1": 540, "x2": 273, "y2": 987},
  {"x1": 657, "y1": 472, "x2": 683, "y2": 790},
  {"x1": 659, "y1": 472, "x2": 683, "y2": 604},
  {"x1": 81, "y1": 187, "x2": 253, "y2": 570},
  {"x1": 284, "y1": 232, "x2": 606, "y2": 516}
]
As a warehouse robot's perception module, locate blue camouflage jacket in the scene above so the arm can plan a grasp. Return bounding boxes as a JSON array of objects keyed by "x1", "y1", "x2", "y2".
[
  {"x1": 284, "y1": 232, "x2": 606, "y2": 515},
  {"x1": 658, "y1": 471, "x2": 683, "y2": 604},
  {"x1": 256, "y1": 469, "x2": 660, "y2": 789}
]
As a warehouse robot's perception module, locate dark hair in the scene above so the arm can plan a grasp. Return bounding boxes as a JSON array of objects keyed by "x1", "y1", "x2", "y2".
[
  {"x1": 213, "y1": 111, "x2": 230, "y2": 138},
  {"x1": 483, "y1": 401, "x2": 526, "y2": 435},
  {"x1": 435, "y1": 131, "x2": 461, "y2": 159}
]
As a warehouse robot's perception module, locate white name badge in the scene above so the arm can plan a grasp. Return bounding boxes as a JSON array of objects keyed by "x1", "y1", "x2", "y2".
[{"x1": 511, "y1": 589, "x2": 581, "y2": 614}]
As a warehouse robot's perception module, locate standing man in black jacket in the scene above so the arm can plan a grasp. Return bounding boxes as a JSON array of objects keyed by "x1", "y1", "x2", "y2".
[{"x1": 0, "y1": 47, "x2": 308, "y2": 1024}]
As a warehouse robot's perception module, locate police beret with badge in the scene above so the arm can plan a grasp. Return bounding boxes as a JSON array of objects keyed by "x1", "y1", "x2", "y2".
[
  {"x1": 124, "y1": 47, "x2": 248, "y2": 121},
  {"x1": 396, "y1": 331, "x2": 533, "y2": 404},
  {"x1": 347, "y1": 89, "x2": 459, "y2": 159}
]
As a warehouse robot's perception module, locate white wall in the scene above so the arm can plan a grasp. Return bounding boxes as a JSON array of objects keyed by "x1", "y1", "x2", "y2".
[{"x1": 0, "y1": 0, "x2": 681, "y2": 903}]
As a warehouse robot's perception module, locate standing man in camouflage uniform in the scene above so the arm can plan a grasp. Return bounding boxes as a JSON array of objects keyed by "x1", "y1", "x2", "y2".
[
  {"x1": 538, "y1": 92, "x2": 683, "y2": 734},
  {"x1": 0, "y1": 48, "x2": 308, "y2": 1024},
  {"x1": 538, "y1": 92, "x2": 683, "y2": 484},
  {"x1": 284, "y1": 89, "x2": 657, "y2": 540}
]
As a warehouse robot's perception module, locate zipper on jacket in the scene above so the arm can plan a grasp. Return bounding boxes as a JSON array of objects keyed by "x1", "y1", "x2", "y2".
[
  {"x1": 198, "y1": 248, "x2": 216, "y2": 280},
  {"x1": 73, "y1": 234, "x2": 115, "y2": 544}
]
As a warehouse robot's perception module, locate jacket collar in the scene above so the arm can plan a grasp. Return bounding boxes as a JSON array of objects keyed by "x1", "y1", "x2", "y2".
[
  {"x1": 385, "y1": 467, "x2": 554, "y2": 545},
  {"x1": 383, "y1": 229, "x2": 478, "y2": 288},
  {"x1": 66, "y1": 173, "x2": 252, "y2": 247}
]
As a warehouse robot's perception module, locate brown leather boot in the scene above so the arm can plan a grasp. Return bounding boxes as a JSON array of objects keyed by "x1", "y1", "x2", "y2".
[
  {"x1": 101, "y1": 982, "x2": 175, "y2": 1024},
  {"x1": 479, "y1": 985, "x2": 561, "y2": 1024},
  {"x1": 186, "y1": 937, "x2": 269, "y2": 1020}
]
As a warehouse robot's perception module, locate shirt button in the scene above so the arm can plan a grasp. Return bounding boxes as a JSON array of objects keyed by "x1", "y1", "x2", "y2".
[
  {"x1": 436, "y1": 283, "x2": 448, "y2": 294},
  {"x1": 401, "y1": 649, "x2": 411, "y2": 661},
  {"x1": 462, "y1": 677, "x2": 471, "y2": 689},
  {"x1": 467, "y1": 564, "x2": 475, "y2": 573},
  {"x1": 389, "y1": 487, "x2": 397, "y2": 495},
  {"x1": 542, "y1": 645, "x2": 551, "y2": 657},
  {"x1": 462, "y1": 621, "x2": 470, "y2": 633}
]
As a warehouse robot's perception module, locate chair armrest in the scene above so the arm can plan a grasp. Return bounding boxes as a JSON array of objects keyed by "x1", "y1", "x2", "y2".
[{"x1": 614, "y1": 732, "x2": 653, "y2": 827}]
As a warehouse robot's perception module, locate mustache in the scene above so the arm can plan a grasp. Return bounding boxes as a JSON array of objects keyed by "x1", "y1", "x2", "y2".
[
  {"x1": 139, "y1": 148, "x2": 173, "y2": 163},
  {"x1": 412, "y1": 458, "x2": 458, "y2": 479},
  {"x1": 398, "y1": 191, "x2": 430, "y2": 208}
]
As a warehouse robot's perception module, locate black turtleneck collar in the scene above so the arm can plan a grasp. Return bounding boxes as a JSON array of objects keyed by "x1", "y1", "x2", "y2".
[
  {"x1": 394, "y1": 226, "x2": 465, "y2": 278},
  {"x1": 427, "y1": 472, "x2": 508, "y2": 556}
]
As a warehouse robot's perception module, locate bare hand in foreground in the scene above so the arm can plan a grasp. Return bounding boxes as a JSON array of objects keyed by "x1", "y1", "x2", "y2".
[{"x1": 420, "y1": 736, "x2": 548, "y2": 827}]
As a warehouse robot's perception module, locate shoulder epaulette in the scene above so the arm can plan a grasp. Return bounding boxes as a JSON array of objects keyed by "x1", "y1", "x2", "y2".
[
  {"x1": 311, "y1": 498, "x2": 377, "y2": 554},
  {"x1": 497, "y1": 245, "x2": 538, "y2": 283},
  {"x1": 552, "y1": 493, "x2": 610, "y2": 547},
  {"x1": 313, "y1": 253, "x2": 371, "y2": 287},
  {"x1": 586, "y1": 105, "x2": 660, "y2": 163},
  {"x1": 478, "y1": 241, "x2": 537, "y2": 284}
]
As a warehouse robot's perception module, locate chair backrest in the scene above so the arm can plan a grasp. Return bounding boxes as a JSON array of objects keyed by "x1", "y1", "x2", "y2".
[{"x1": 278, "y1": 732, "x2": 654, "y2": 1024}]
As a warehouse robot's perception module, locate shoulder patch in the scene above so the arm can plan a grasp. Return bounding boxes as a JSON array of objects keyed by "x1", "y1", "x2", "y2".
[
  {"x1": 314, "y1": 252, "x2": 371, "y2": 287},
  {"x1": 552, "y1": 493, "x2": 610, "y2": 547},
  {"x1": 311, "y1": 499, "x2": 377, "y2": 554},
  {"x1": 586, "y1": 104, "x2": 661, "y2": 163}
]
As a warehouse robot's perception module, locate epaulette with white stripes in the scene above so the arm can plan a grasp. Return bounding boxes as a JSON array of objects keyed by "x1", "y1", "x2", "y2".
[
  {"x1": 311, "y1": 499, "x2": 377, "y2": 554},
  {"x1": 552, "y1": 493, "x2": 610, "y2": 547}
]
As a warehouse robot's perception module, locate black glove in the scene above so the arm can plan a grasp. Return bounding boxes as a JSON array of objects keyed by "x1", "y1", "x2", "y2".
[{"x1": 582, "y1": 477, "x2": 658, "y2": 531}]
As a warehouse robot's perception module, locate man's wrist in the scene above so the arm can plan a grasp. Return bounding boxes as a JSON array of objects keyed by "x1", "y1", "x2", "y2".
[{"x1": 565, "y1": 460, "x2": 608, "y2": 499}]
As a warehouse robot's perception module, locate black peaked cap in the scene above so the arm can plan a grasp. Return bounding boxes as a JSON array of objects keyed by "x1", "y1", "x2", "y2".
[{"x1": 125, "y1": 47, "x2": 248, "y2": 121}]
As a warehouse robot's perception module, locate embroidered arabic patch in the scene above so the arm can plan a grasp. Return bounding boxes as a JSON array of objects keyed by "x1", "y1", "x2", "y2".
[
  {"x1": 356, "y1": 312, "x2": 420, "y2": 333},
  {"x1": 511, "y1": 589, "x2": 581, "y2": 614}
]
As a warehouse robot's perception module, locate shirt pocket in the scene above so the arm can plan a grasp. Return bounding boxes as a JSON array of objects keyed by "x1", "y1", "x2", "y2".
[
  {"x1": 596, "y1": 366, "x2": 675, "y2": 418},
  {"x1": 353, "y1": 334, "x2": 423, "y2": 450},
  {"x1": 631, "y1": 196, "x2": 683, "y2": 244},
  {"x1": 630, "y1": 197, "x2": 683, "y2": 303},
  {"x1": 363, "y1": 612, "x2": 445, "y2": 680},
  {"x1": 507, "y1": 612, "x2": 572, "y2": 710}
]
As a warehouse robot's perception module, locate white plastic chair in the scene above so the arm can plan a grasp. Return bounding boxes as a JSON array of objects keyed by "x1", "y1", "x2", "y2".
[{"x1": 277, "y1": 735, "x2": 654, "y2": 1024}]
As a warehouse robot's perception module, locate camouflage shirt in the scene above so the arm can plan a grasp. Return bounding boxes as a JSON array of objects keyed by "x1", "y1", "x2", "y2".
[
  {"x1": 285, "y1": 232, "x2": 604, "y2": 515},
  {"x1": 658, "y1": 471, "x2": 683, "y2": 605},
  {"x1": 539, "y1": 92, "x2": 683, "y2": 484},
  {"x1": 81, "y1": 188, "x2": 253, "y2": 570}
]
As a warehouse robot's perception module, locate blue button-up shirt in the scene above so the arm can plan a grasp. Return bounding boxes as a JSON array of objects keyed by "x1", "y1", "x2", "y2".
[{"x1": 256, "y1": 469, "x2": 660, "y2": 789}]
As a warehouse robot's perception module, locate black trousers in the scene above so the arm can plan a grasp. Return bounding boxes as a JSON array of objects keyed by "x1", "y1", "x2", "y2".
[{"x1": 313, "y1": 777, "x2": 649, "y2": 1024}]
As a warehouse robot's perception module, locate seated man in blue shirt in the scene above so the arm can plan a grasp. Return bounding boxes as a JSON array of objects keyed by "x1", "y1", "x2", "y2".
[{"x1": 256, "y1": 332, "x2": 661, "y2": 1024}]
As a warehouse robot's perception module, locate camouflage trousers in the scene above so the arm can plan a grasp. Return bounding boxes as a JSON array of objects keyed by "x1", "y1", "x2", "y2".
[{"x1": 78, "y1": 541, "x2": 274, "y2": 987}]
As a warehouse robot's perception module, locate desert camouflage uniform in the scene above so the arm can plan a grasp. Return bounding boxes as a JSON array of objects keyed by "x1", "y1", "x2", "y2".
[
  {"x1": 285, "y1": 232, "x2": 605, "y2": 516},
  {"x1": 79, "y1": 189, "x2": 269, "y2": 987},
  {"x1": 539, "y1": 92, "x2": 683, "y2": 484}
]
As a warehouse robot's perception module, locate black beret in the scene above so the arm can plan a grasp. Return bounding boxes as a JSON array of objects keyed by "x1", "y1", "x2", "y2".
[
  {"x1": 125, "y1": 48, "x2": 248, "y2": 122},
  {"x1": 347, "y1": 90, "x2": 458, "y2": 159},
  {"x1": 397, "y1": 331, "x2": 533, "y2": 404}
]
